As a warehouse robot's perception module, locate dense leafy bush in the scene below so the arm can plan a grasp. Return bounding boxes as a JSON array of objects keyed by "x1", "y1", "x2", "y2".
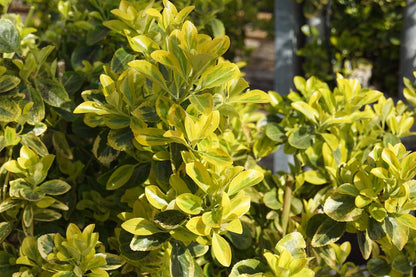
[
  {"x1": 0, "y1": 1, "x2": 416, "y2": 276},
  {"x1": 298, "y1": 0, "x2": 404, "y2": 95}
]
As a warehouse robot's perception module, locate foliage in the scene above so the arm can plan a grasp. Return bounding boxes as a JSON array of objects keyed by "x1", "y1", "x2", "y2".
[
  {"x1": 298, "y1": 0, "x2": 405, "y2": 95},
  {"x1": 0, "y1": 0, "x2": 415, "y2": 277}
]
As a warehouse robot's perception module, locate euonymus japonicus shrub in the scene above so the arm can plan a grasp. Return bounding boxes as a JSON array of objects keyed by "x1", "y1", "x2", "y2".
[{"x1": 1, "y1": 0, "x2": 416, "y2": 276}]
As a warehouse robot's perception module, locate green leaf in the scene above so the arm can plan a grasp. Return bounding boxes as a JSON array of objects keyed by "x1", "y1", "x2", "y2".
[
  {"x1": 134, "y1": 127, "x2": 171, "y2": 146},
  {"x1": 265, "y1": 123, "x2": 286, "y2": 143},
  {"x1": 23, "y1": 204, "x2": 33, "y2": 227},
  {"x1": 25, "y1": 86, "x2": 45, "y2": 124},
  {"x1": 74, "y1": 101, "x2": 111, "y2": 115},
  {"x1": 121, "y1": 218, "x2": 162, "y2": 236},
  {"x1": 0, "y1": 221, "x2": 13, "y2": 243},
  {"x1": 106, "y1": 164, "x2": 135, "y2": 190},
  {"x1": 395, "y1": 213, "x2": 416, "y2": 230},
  {"x1": 34, "y1": 78, "x2": 70, "y2": 108},
  {"x1": 392, "y1": 255, "x2": 411, "y2": 273},
  {"x1": 145, "y1": 185, "x2": 168, "y2": 209},
  {"x1": 200, "y1": 148, "x2": 232, "y2": 168},
  {"x1": 185, "y1": 162, "x2": 213, "y2": 193},
  {"x1": 128, "y1": 60, "x2": 168, "y2": 91},
  {"x1": 229, "y1": 89, "x2": 270, "y2": 103},
  {"x1": 33, "y1": 208, "x2": 62, "y2": 222},
  {"x1": 0, "y1": 198, "x2": 18, "y2": 213},
  {"x1": 357, "y1": 231, "x2": 373, "y2": 260},
  {"x1": 189, "y1": 93, "x2": 213, "y2": 114},
  {"x1": 37, "y1": 233, "x2": 55, "y2": 260},
  {"x1": 304, "y1": 170, "x2": 327, "y2": 185},
  {"x1": 212, "y1": 232, "x2": 232, "y2": 267},
  {"x1": 0, "y1": 19, "x2": 20, "y2": 53},
  {"x1": 21, "y1": 133, "x2": 48, "y2": 156},
  {"x1": 291, "y1": 101, "x2": 319, "y2": 123},
  {"x1": 0, "y1": 75, "x2": 20, "y2": 93},
  {"x1": 229, "y1": 259, "x2": 267, "y2": 277},
  {"x1": 209, "y1": 18, "x2": 225, "y2": 37},
  {"x1": 111, "y1": 48, "x2": 135, "y2": 74},
  {"x1": 288, "y1": 126, "x2": 313, "y2": 149},
  {"x1": 38, "y1": 179, "x2": 71, "y2": 195},
  {"x1": 100, "y1": 253, "x2": 125, "y2": 270},
  {"x1": 324, "y1": 193, "x2": 363, "y2": 222},
  {"x1": 52, "y1": 131, "x2": 73, "y2": 159},
  {"x1": 153, "y1": 210, "x2": 187, "y2": 229},
  {"x1": 368, "y1": 203, "x2": 386, "y2": 222},
  {"x1": 176, "y1": 193, "x2": 203, "y2": 215},
  {"x1": 311, "y1": 218, "x2": 345, "y2": 247},
  {"x1": 227, "y1": 169, "x2": 264, "y2": 196},
  {"x1": 385, "y1": 216, "x2": 408, "y2": 250},
  {"x1": 367, "y1": 257, "x2": 391, "y2": 276},
  {"x1": 197, "y1": 62, "x2": 238, "y2": 90},
  {"x1": 130, "y1": 233, "x2": 170, "y2": 251},
  {"x1": 170, "y1": 240, "x2": 196, "y2": 277},
  {"x1": 128, "y1": 34, "x2": 159, "y2": 54},
  {"x1": 275, "y1": 232, "x2": 306, "y2": 259},
  {"x1": 0, "y1": 96, "x2": 19, "y2": 122}
]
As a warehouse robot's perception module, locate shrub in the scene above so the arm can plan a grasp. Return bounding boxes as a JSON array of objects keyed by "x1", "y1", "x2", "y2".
[{"x1": 0, "y1": 1, "x2": 416, "y2": 276}]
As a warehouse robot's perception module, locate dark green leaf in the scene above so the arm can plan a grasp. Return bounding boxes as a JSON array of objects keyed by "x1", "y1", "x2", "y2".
[
  {"x1": 130, "y1": 233, "x2": 170, "y2": 251},
  {"x1": 0, "y1": 221, "x2": 13, "y2": 243},
  {"x1": 154, "y1": 210, "x2": 187, "y2": 229},
  {"x1": 119, "y1": 229, "x2": 150, "y2": 260},
  {"x1": 0, "y1": 96, "x2": 19, "y2": 122},
  {"x1": 0, "y1": 75, "x2": 19, "y2": 93},
  {"x1": 229, "y1": 259, "x2": 268, "y2": 277},
  {"x1": 367, "y1": 257, "x2": 391, "y2": 276},
  {"x1": 324, "y1": 193, "x2": 363, "y2": 222},
  {"x1": 392, "y1": 255, "x2": 411, "y2": 273},
  {"x1": 111, "y1": 48, "x2": 135, "y2": 74},
  {"x1": 170, "y1": 240, "x2": 195, "y2": 276},
  {"x1": 357, "y1": 231, "x2": 372, "y2": 260},
  {"x1": 311, "y1": 217, "x2": 345, "y2": 247},
  {"x1": 106, "y1": 164, "x2": 135, "y2": 190}
]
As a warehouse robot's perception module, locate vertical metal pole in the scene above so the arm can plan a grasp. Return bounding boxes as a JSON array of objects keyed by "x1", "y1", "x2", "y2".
[
  {"x1": 273, "y1": 0, "x2": 300, "y2": 173},
  {"x1": 399, "y1": 0, "x2": 416, "y2": 95}
]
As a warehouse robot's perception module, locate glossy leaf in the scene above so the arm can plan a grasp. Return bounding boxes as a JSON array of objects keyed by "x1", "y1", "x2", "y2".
[
  {"x1": 176, "y1": 193, "x2": 203, "y2": 215},
  {"x1": 212, "y1": 232, "x2": 232, "y2": 267},
  {"x1": 122, "y1": 218, "x2": 162, "y2": 236},
  {"x1": 227, "y1": 169, "x2": 264, "y2": 196},
  {"x1": 106, "y1": 164, "x2": 135, "y2": 190}
]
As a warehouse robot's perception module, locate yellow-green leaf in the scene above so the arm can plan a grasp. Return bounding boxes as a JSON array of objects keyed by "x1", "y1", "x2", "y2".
[
  {"x1": 145, "y1": 185, "x2": 168, "y2": 209},
  {"x1": 185, "y1": 162, "x2": 213, "y2": 193},
  {"x1": 121, "y1": 218, "x2": 162, "y2": 235},
  {"x1": 227, "y1": 170, "x2": 264, "y2": 196},
  {"x1": 229, "y1": 89, "x2": 270, "y2": 103},
  {"x1": 176, "y1": 193, "x2": 203, "y2": 215},
  {"x1": 212, "y1": 232, "x2": 232, "y2": 267},
  {"x1": 185, "y1": 216, "x2": 209, "y2": 236},
  {"x1": 134, "y1": 127, "x2": 171, "y2": 146},
  {"x1": 304, "y1": 170, "x2": 327, "y2": 185}
]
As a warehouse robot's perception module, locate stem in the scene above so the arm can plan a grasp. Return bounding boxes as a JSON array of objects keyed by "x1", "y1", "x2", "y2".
[
  {"x1": 1, "y1": 147, "x2": 13, "y2": 202},
  {"x1": 281, "y1": 174, "x2": 294, "y2": 236}
]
